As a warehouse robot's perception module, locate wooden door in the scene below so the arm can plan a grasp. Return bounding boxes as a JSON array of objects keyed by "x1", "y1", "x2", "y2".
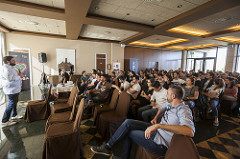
[{"x1": 96, "y1": 54, "x2": 106, "y2": 73}]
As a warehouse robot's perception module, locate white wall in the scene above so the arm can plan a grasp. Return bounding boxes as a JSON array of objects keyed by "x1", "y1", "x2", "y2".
[{"x1": 5, "y1": 33, "x2": 124, "y2": 85}]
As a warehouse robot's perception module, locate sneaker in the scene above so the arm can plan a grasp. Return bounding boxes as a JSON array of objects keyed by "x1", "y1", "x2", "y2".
[
  {"x1": 90, "y1": 144, "x2": 112, "y2": 156},
  {"x1": 2, "y1": 121, "x2": 17, "y2": 128},
  {"x1": 213, "y1": 121, "x2": 219, "y2": 126},
  {"x1": 11, "y1": 115, "x2": 23, "y2": 120}
]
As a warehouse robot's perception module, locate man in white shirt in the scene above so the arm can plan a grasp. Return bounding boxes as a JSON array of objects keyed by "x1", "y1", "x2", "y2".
[
  {"x1": 126, "y1": 75, "x2": 141, "y2": 99},
  {"x1": 138, "y1": 81, "x2": 167, "y2": 122},
  {"x1": 1, "y1": 56, "x2": 22, "y2": 128},
  {"x1": 172, "y1": 72, "x2": 185, "y2": 85},
  {"x1": 119, "y1": 75, "x2": 129, "y2": 91}
]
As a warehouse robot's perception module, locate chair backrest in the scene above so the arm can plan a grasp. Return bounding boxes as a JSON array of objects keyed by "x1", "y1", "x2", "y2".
[
  {"x1": 114, "y1": 78, "x2": 119, "y2": 87},
  {"x1": 108, "y1": 89, "x2": 119, "y2": 109},
  {"x1": 164, "y1": 134, "x2": 200, "y2": 159},
  {"x1": 45, "y1": 84, "x2": 52, "y2": 103},
  {"x1": 67, "y1": 84, "x2": 78, "y2": 106},
  {"x1": 115, "y1": 92, "x2": 131, "y2": 117},
  {"x1": 69, "y1": 94, "x2": 78, "y2": 120},
  {"x1": 73, "y1": 98, "x2": 85, "y2": 132}
]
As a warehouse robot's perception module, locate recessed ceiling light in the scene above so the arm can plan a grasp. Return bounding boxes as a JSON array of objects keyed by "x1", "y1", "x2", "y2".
[
  {"x1": 18, "y1": 20, "x2": 39, "y2": 25},
  {"x1": 177, "y1": 5, "x2": 183, "y2": 8},
  {"x1": 215, "y1": 17, "x2": 232, "y2": 23},
  {"x1": 151, "y1": 19, "x2": 155, "y2": 21},
  {"x1": 126, "y1": 13, "x2": 130, "y2": 16},
  {"x1": 95, "y1": 6, "x2": 99, "y2": 10}
]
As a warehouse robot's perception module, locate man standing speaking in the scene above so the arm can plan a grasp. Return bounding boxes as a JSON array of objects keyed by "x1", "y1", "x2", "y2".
[{"x1": 1, "y1": 56, "x2": 22, "y2": 128}]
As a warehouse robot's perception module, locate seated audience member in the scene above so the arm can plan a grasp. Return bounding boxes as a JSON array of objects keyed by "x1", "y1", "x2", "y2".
[
  {"x1": 115, "y1": 69, "x2": 120, "y2": 78},
  {"x1": 201, "y1": 78, "x2": 224, "y2": 126},
  {"x1": 91, "y1": 86, "x2": 195, "y2": 159},
  {"x1": 119, "y1": 75, "x2": 129, "y2": 91},
  {"x1": 85, "y1": 73, "x2": 98, "y2": 90},
  {"x1": 138, "y1": 81, "x2": 167, "y2": 122},
  {"x1": 182, "y1": 77, "x2": 199, "y2": 109},
  {"x1": 130, "y1": 78, "x2": 154, "y2": 118},
  {"x1": 79, "y1": 71, "x2": 90, "y2": 93},
  {"x1": 222, "y1": 77, "x2": 238, "y2": 114},
  {"x1": 163, "y1": 74, "x2": 174, "y2": 90},
  {"x1": 199, "y1": 72, "x2": 214, "y2": 106},
  {"x1": 126, "y1": 75, "x2": 141, "y2": 99},
  {"x1": 157, "y1": 73, "x2": 164, "y2": 86},
  {"x1": 201, "y1": 72, "x2": 214, "y2": 91},
  {"x1": 180, "y1": 71, "x2": 187, "y2": 80},
  {"x1": 81, "y1": 71, "x2": 90, "y2": 84},
  {"x1": 59, "y1": 68, "x2": 69, "y2": 83},
  {"x1": 110, "y1": 71, "x2": 116, "y2": 84},
  {"x1": 172, "y1": 72, "x2": 185, "y2": 85},
  {"x1": 86, "y1": 74, "x2": 120, "y2": 104},
  {"x1": 222, "y1": 77, "x2": 238, "y2": 101}
]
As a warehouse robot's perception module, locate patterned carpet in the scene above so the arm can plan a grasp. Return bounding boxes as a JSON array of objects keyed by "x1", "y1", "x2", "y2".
[{"x1": 80, "y1": 114, "x2": 240, "y2": 159}]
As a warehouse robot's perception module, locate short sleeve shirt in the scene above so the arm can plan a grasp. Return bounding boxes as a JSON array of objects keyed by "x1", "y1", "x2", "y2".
[{"x1": 153, "y1": 102, "x2": 195, "y2": 148}]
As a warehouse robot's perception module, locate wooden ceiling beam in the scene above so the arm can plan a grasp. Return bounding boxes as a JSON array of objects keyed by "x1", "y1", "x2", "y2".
[
  {"x1": 0, "y1": 23, "x2": 10, "y2": 32},
  {"x1": 121, "y1": 0, "x2": 240, "y2": 44},
  {"x1": 0, "y1": 0, "x2": 65, "y2": 20},
  {"x1": 84, "y1": 15, "x2": 153, "y2": 32},
  {"x1": 65, "y1": 0, "x2": 92, "y2": 40}
]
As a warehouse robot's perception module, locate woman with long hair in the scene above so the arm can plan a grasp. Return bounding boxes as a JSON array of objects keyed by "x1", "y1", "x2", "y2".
[{"x1": 201, "y1": 78, "x2": 225, "y2": 126}]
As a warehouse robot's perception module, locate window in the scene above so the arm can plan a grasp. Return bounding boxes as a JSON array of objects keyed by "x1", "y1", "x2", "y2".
[
  {"x1": 186, "y1": 47, "x2": 227, "y2": 72},
  {"x1": 216, "y1": 47, "x2": 227, "y2": 72},
  {"x1": 236, "y1": 45, "x2": 240, "y2": 73}
]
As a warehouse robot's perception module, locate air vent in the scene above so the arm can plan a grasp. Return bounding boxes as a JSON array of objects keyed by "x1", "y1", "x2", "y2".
[{"x1": 215, "y1": 17, "x2": 232, "y2": 23}]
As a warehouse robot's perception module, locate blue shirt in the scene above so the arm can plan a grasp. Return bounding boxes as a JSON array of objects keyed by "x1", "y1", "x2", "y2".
[{"x1": 153, "y1": 102, "x2": 195, "y2": 147}]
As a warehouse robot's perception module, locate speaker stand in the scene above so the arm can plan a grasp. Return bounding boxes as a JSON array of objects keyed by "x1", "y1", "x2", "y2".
[{"x1": 39, "y1": 63, "x2": 48, "y2": 86}]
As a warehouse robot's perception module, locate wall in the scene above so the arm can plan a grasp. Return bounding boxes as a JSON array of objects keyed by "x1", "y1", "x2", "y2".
[
  {"x1": 124, "y1": 46, "x2": 182, "y2": 71},
  {"x1": 5, "y1": 33, "x2": 124, "y2": 85}
]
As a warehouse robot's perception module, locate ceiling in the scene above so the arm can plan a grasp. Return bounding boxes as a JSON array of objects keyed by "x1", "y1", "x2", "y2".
[{"x1": 0, "y1": 0, "x2": 240, "y2": 50}]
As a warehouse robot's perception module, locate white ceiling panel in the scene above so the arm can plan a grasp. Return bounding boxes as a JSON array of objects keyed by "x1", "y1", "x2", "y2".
[
  {"x1": 171, "y1": 7, "x2": 240, "y2": 34},
  {"x1": 89, "y1": 0, "x2": 210, "y2": 26},
  {"x1": 0, "y1": 11, "x2": 66, "y2": 35},
  {"x1": 80, "y1": 25, "x2": 138, "y2": 41},
  {"x1": 20, "y1": 0, "x2": 65, "y2": 9}
]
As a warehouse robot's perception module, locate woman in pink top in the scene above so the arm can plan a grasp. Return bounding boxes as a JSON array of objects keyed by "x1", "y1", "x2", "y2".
[{"x1": 223, "y1": 77, "x2": 238, "y2": 101}]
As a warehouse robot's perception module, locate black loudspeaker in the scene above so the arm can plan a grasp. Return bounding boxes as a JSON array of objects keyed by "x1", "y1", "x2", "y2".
[{"x1": 38, "y1": 52, "x2": 47, "y2": 63}]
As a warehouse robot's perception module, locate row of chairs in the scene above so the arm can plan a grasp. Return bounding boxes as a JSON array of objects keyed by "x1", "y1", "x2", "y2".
[{"x1": 93, "y1": 88, "x2": 200, "y2": 159}]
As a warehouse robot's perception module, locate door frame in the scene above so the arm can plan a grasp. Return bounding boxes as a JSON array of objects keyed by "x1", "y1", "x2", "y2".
[{"x1": 95, "y1": 53, "x2": 107, "y2": 73}]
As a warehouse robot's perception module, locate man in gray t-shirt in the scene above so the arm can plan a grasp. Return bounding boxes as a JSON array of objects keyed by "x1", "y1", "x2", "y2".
[{"x1": 91, "y1": 86, "x2": 195, "y2": 159}]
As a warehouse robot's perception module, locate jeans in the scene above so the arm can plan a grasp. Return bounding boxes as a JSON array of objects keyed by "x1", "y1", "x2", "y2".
[
  {"x1": 209, "y1": 99, "x2": 219, "y2": 117},
  {"x1": 107, "y1": 119, "x2": 167, "y2": 159},
  {"x1": 138, "y1": 105, "x2": 158, "y2": 122},
  {"x1": 2, "y1": 93, "x2": 19, "y2": 123}
]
